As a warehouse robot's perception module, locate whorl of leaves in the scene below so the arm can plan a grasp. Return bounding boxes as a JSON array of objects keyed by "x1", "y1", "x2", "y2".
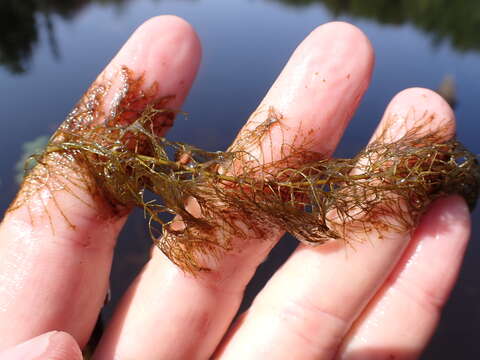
[{"x1": 11, "y1": 67, "x2": 480, "y2": 272}]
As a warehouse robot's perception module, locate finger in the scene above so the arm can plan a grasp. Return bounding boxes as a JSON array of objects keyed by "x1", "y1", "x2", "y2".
[
  {"x1": 93, "y1": 22, "x2": 374, "y2": 360},
  {"x1": 0, "y1": 331, "x2": 82, "y2": 360},
  {"x1": 336, "y1": 196, "x2": 470, "y2": 359},
  {"x1": 0, "y1": 15, "x2": 201, "y2": 349},
  {"x1": 216, "y1": 88, "x2": 456, "y2": 359}
]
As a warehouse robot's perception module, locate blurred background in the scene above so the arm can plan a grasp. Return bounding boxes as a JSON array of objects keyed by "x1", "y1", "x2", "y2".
[{"x1": 0, "y1": 0, "x2": 479, "y2": 358}]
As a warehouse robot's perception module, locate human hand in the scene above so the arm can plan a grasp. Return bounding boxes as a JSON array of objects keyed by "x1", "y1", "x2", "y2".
[{"x1": 0, "y1": 16, "x2": 471, "y2": 360}]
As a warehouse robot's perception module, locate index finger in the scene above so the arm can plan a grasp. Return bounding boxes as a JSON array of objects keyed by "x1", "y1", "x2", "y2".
[
  {"x1": 93, "y1": 21, "x2": 374, "y2": 360},
  {"x1": 0, "y1": 15, "x2": 201, "y2": 349}
]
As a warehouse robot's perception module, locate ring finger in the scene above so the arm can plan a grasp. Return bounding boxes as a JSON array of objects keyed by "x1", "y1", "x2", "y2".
[{"x1": 215, "y1": 88, "x2": 457, "y2": 359}]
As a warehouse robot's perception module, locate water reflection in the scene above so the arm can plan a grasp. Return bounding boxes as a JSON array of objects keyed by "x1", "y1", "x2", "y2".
[
  {"x1": 3, "y1": 0, "x2": 479, "y2": 74},
  {"x1": 276, "y1": 0, "x2": 480, "y2": 51},
  {"x1": 0, "y1": 0, "x2": 130, "y2": 73}
]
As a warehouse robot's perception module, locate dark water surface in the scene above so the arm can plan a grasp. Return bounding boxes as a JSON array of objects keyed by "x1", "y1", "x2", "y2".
[{"x1": 1, "y1": 0, "x2": 479, "y2": 358}]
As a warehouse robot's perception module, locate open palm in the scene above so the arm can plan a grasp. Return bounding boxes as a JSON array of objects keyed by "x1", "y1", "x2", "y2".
[{"x1": 0, "y1": 16, "x2": 470, "y2": 360}]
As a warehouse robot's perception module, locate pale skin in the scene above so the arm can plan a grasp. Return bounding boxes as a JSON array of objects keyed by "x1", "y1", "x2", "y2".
[{"x1": 0, "y1": 16, "x2": 471, "y2": 360}]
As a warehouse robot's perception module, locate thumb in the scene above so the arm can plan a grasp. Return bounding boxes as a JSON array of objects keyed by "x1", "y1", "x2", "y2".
[{"x1": 0, "y1": 331, "x2": 82, "y2": 360}]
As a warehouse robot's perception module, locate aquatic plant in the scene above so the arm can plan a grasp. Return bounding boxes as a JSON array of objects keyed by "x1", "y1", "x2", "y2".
[
  {"x1": 10, "y1": 67, "x2": 480, "y2": 272},
  {"x1": 14, "y1": 135, "x2": 49, "y2": 185}
]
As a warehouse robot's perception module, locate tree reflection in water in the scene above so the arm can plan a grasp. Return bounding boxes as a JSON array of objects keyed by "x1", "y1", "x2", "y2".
[
  {"x1": 2, "y1": 0, "x2": 479, "y2": 74},
  {"x1": 0, "y1": 0, "x2": 129, "y2": 73},
  {"x1": 276, "y1": 0, "x2": 480, "y2": 52}
]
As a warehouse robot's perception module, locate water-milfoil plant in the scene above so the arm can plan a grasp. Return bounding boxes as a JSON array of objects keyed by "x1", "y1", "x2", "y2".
[{"x1": 9, "y1": 67, "x2": 480, "y2": 272}]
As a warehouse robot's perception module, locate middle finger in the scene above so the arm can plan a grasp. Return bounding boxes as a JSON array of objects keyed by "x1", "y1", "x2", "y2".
[
  {"x1": 94, "y1": 22, "x2": 374, "y2": 360},
  {"x1": 216, "y1": 88, "x2": 456, "y2": 359}
]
